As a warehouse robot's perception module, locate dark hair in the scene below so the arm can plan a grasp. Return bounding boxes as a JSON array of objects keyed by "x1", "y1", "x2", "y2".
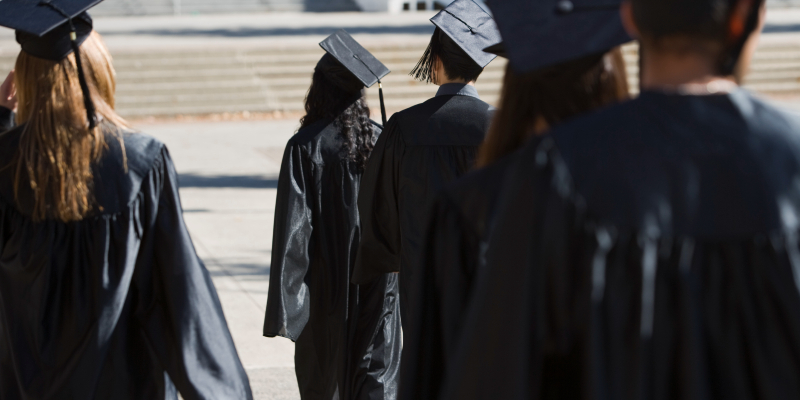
[
  {"x1": 477, "y1": 48, "x2": 629, "y2": 168},
  {"x1": 410, "y1": 27, "x2": 484, "y2": 83},
  {"x1": 631, "y1": 0, "x2": 764, "y2": 73},
  {"x1": 301, "y1": 55, "x2": 374, "y2": 169}
]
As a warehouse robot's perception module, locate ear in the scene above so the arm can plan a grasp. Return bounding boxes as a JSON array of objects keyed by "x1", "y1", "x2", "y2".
[
  {"x1": 728, "y1": 0, "x2": 756, "y2": 42},
  {"x1": 620, "y1": 1, "x2": 641, "y2": 39}
]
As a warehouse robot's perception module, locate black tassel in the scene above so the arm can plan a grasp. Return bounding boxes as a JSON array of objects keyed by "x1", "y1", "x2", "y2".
[
  {"x1": 352, "y1": 53, "x2": 389, "y2": 125},
  {"x1": 70, "y1": 33, "x2": 97, "y2": 129},
  {"x1": 37, "y1": 1, "x2": 97, "y2": 129},
  {"x1": 378, "y1": 82, "x2": 387, "y2": 126}
]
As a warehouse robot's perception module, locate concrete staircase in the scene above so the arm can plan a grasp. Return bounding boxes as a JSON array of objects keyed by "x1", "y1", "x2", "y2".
[
  {"x1": 1, "y1": 42, "x2": 799, "y2": 119},
  {"x1": 89, "y1": 0, "x2": 800, "y2": 16}
]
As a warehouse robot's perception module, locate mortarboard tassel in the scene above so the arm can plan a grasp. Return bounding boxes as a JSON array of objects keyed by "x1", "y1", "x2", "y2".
[
  {"x1": 38, "y1": 1, "x2": 97, "y2": 129},
  {"x1": 69, "y1": 30, "x2": 98, "y2": 129},
  {"x1": 377, "y1": 82, "x2": 387, "y2": 127}
]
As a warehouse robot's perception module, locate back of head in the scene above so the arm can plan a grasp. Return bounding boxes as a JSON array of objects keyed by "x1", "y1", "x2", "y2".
[
  {"x1": 14, "y1": 31, "x2": 128, "y2": 222},
  {"x1": 633, "y1": 0, "x2": 733, "y2": 39},
  {"x1": 302, "y1": 53, "x2": 374, "y2": 169},
  {"x1": 631, "y1": 0, "x2": 764, "y2": 74},
  {"x1": 477, "y1": 48, "x2": 629, "y2": 168},
  {"x1": 411, "y1": 28, "x2": 485, "y2": 84}
]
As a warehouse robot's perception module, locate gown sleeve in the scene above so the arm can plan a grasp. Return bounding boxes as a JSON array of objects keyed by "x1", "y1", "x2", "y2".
[
  {"x1": 353, "y1": 117, "x2": 404, "y2": 284},
  {"x1": 263, "y1": 140, "x2": 314, "y2": 340},
  {"x1": 0, "y1": 106, "x2": 14, "y2": 133},
  {"x1": 135, "y1": 147, "x2": 253, "y2": 400}
]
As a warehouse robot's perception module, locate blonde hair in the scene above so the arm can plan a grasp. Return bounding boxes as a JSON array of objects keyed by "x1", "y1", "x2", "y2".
[{"x1": 14, "y1": 31, "x2": 128, "y2": 222}]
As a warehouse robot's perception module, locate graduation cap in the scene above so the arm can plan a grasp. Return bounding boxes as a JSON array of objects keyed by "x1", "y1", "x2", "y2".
[
  {"x1": 485, "y1": 0, "x2": 631, "y2": 73},
  {"x1": 431, "y1": 0, "x2": 502, "y2": 68},
  {"x1": 320, "y1": 30, "x2": 391, "y2": 126},
  {"x1": 0, "y1": 0, "x2": 103, "y2": 129}
]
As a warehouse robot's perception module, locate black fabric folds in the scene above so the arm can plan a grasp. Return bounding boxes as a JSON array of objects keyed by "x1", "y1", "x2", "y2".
[
  {"x1": 0, "y1": 106, "x2": 13, "y2": 133},
  {"x1": 353, "y1": 93, "x2": 493, "y2": 333},
  {"x1": 399, "y1": 155, "x2": 514, "y2": 400},
  {"x1": 0, "y1": 126, "x2": 252, "y2": 399},
  {"x1": 263, "y1": 119, "x2": 401, "y2": 400},
  {"x1": 441, "y1": 90, "x2": 800, "y2": 399}
]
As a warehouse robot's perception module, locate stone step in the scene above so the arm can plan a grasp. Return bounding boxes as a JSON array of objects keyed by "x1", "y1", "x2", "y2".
[{"x1": 3, "y1": 40, "x2": 800, "y2": 118}]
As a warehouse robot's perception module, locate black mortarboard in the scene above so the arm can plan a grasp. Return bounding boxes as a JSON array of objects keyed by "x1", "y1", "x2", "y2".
[
  {"x1": 431, "y1": 0, "x2": 501, "y2": 68},
  {"x1": 319, "y1": 29, "x2": 391, "y2": 125},
  {"x1": 486, "y1": 0, "x2": 631, "y2": 73},
  {"x1": 0, "y1": 0, "x2": 103, "y2": 128}
]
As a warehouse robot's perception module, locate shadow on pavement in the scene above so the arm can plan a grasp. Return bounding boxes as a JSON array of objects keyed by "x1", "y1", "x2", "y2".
[
  {"x1": 102, "y1": 24, "x2": 435, "y2": 38},
  {"x1": 179, "y1": 174, "x2": 279, "y2": 189},
  {"x1": 208, "y1": 262, "x2": 271, "y2": 279}
]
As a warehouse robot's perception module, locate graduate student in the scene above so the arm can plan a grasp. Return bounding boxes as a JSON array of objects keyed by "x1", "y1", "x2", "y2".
[
  {"x1": 353, "y1": 0, "x2": 501, "y2": 332},
  {"x1": 399, "y1": 3, "x2": 632, "y2": 398},
  {"x1": 443, "y1": 0, "x2": 800, "y2": 398},
  {"x1": 0, "y1": 2, "x2": 251, "y2": 399},
  {"x1": 263, "y1": 30, "x2": 401, "y2": 400}
]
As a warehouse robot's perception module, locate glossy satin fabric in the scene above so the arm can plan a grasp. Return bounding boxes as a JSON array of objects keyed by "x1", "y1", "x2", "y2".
[
  {"x1": 442, "y1": 90, "x2": 800, "y2": 399},
  {"x1": 0, "y1": 126, "x2": 252, "y2": 399},
  {"x1": 0, "y1": 106, "x2": 12, "y2": 133},
  {"x1": 263, "y1": 119, "x2": 401, "y2": 400},
  {"x1": 399, "y1": 156, "x2": 513, "y2": 400},
  {"x1": 353, "y1": 93, "x2": 493, "y2": 332}
]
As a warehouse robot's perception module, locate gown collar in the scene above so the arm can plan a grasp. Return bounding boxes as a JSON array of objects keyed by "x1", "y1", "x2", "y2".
[{"x1": 436, "y1": 83, "x2": 480, "y2": 99}]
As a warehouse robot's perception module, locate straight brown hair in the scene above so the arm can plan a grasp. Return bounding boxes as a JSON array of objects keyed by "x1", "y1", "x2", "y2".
[
  {"x1": 477, "y1": 47, "x2": 630, "y2": 168},
  {"x1": 14, "y1": 31, "x2": 128, "y2": 222}
]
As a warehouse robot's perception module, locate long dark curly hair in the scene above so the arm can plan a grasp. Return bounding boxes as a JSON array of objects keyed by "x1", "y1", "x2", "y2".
[{"x1": 301, "y1": 54, "x2": 375, "y2": 169}]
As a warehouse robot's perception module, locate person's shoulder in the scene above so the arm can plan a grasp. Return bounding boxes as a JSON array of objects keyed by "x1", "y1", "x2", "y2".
[
  {"x1": 114, "y1": 130, "x2": 166, "y2": 174},
  {"x1": 391, "y1": 94, "x2": 488, "y2": 120},
  {"x1": 391, "y1": 100, "x2": 435, "y2": 122},
  {"x1": 370, "y1": 119, "x2": 383, "y2": 134},
  {"x1": 99, "y1": 128, "x2": 167, "y2": 187},
  {"x1": 290, "y1": 119, "x2": 332, "y2": 147},
  {"x1": 735, "y1": 91, "x2": 800, "y2": 142}
]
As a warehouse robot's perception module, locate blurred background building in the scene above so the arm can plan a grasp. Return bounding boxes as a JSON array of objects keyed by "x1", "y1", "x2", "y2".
[{"x1": 89, "y1": 0, "x2": 476, "y2": 15}]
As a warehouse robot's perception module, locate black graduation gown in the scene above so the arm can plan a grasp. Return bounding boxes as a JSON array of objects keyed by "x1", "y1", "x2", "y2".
[
  {"x1": 353, "y1": 84, "x2": 494, "y2": 331},
  {"x1": 399, "y1": 155, "x2": 514, "y2": 400},
  {"x1": 0, "y1": 106, "x2": 13, "y2": 133},
  {"x1": 0, "y1": 126, "x2": 252, "y2": 399},
  {"x1": 263, "y1": 118, "x2": 401, "y2": 400},
  {"x1": 442, "y1": 90, "x2": 800, "y2": 400}
]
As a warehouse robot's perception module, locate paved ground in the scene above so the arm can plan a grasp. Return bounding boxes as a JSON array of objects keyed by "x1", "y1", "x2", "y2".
[{"x1": 143, "y1": 119, "x2": 302, "y2": 399}]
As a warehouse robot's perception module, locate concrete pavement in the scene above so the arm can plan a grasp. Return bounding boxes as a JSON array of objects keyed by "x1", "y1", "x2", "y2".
[{"x1": 143, "y1": 119, "x2": 301, "y2": 399}]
